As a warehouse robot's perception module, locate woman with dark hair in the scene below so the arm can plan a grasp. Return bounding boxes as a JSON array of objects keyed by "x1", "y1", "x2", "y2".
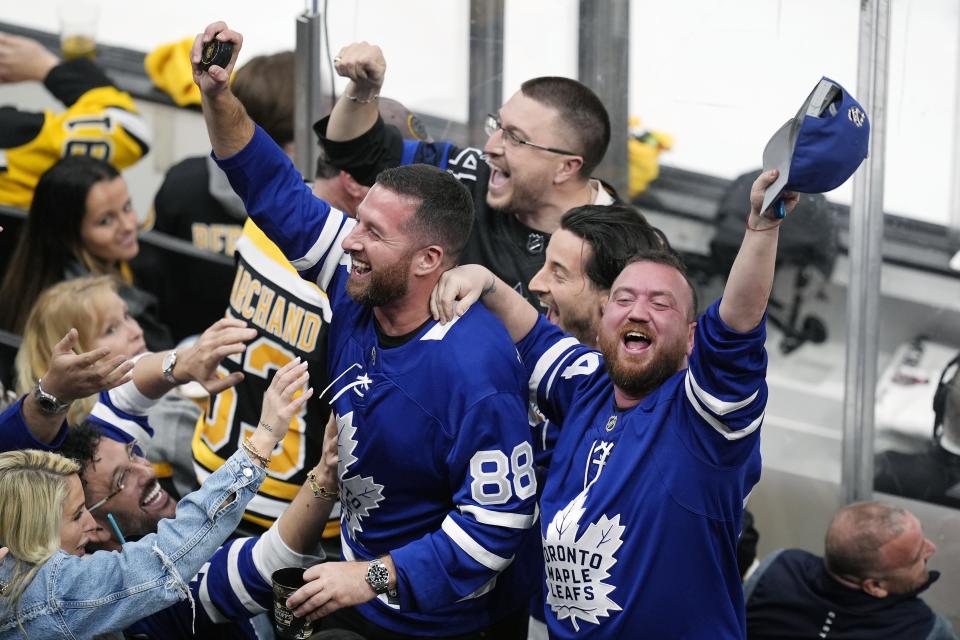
[{"x1": 0, "y1": 156, "x2": 171, "y2": 348}]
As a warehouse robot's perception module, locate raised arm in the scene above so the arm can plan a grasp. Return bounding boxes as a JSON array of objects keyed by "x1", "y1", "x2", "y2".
[
  {"x1": 430, "y1": 264, "x2": 539, "y2": 342},
  {"x1": 326, "y1": 41, "x2": 386, "y2": 142},
  {"x1": 718, "y1": 169, "x2": 799, "y2": 332},
  {"x1": 191, "y1": 22, "x2": 253, "y2": 159}
]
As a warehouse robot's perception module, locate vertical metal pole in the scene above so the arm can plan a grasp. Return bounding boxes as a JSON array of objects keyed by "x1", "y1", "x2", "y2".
[
  {"x1": 950, "y1": 7, "x2": 960, "y2": 231},
  {"x1": 578, "y1": 0, "x2": 629, "y2": 196},
  {"x1": 841, "y1": 0, "x2": 890, "y2": 504},
  {"x1": 468, "y1": 0, "x2": 504, "y2": 147},
  {"x1": 294, "y1": 5, "x2": 327, "y2": 180}
]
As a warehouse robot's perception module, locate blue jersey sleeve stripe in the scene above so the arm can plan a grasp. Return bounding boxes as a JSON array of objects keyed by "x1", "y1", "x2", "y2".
[
  {"x1": 458, "y1": 504, "x2": 539, "y2": 529},
  {"x1": 227, "y1": 539, "x2": 268, "y2": 615},
  {"x1": 684, "y1": 375, "x2": 763, "y2": 440},
  {"x1": 529, "y1": 337, "x2": 579, "y2": 401},
  {"x1": 289, "y1": 210, "x2": 350, "y2": 272},
  {"x1": 197, "y1": 563, "x2": 230, "y2": 624},
  {"x1": 685, "y1": 370, "x2": 760, "y2": 415},
  {"x1": 440, "y1": 516, "x2": 513, "y2": 572},
  {"x1": 401, "y1": 140, "x2": 419, "y2": 165}
]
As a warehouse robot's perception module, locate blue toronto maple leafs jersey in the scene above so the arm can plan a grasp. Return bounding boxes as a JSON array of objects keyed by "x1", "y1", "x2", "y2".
[
  {"x1": 519, "y1": 301, "x2": 765, "y2": 639},
  {"x1": 217, "y1": 126, "x2": 540, "y2": 636}
]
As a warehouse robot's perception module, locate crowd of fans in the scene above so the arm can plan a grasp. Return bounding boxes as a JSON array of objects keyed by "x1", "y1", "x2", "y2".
[{"x1": 0, "y1": 19, "x2": 955, "y2": 640}]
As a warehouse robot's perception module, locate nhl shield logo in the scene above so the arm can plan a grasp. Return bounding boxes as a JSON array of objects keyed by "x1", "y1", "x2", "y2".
[
  {"x1": 848, "y1": 106, "x2": 866, "y2": 127},
  {"x1": 526, "y1": 233, "x2": 545, "y2": 254}
]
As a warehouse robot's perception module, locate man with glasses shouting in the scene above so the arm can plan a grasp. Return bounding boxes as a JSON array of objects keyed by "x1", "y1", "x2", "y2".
[
  {"x1": 58, "y1": 414, "x2": 340, "y2": 639},
  {"x1": 318, "y1": 42, "x2": 617, "y2": 306}
]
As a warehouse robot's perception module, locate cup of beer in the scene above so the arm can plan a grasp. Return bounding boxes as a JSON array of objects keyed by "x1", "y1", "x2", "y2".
[
  {"x1": 59, "y1": 1, "x2": 99, "y2": 60},
  {"x1": 272, "y1": 568, "x2": 314, "y2": 639}
]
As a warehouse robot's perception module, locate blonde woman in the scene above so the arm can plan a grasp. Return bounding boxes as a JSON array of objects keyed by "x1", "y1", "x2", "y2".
[
  {"x1": 15, "y1": 276, "x2": 134, "y2": 428},
  {"x1": 0, "y1": 358, "x2": 311, "y2": 639},
  {"x1": 11, "y1": 276, "x2": 256, "y2": 496}
]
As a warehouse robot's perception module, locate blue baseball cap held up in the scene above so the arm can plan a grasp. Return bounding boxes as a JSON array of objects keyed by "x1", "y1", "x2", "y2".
[{"x1": 761, "y1": 76, "x2": 870, "y2": 214}]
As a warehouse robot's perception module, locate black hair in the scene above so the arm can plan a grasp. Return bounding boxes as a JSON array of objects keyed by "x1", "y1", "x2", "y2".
[
  {"x1": 0, "y1": 156, "x2": 120, "y2": 334},
  {"x1": 59, "y1": 422, "x2": 105, "y2": 481},
  {"x1": 561, "y1": 204, "x2": 668, "y2": 291},
  {"x1": 520, "y1": 77, "x2": 610, "y2": 177},
  {"x1": 375, "y1": 164, "x2": 475, "y2": 264}
]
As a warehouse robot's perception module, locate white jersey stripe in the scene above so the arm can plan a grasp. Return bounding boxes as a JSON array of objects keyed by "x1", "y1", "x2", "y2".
[
  {"x1": 227, "y1": 540, "x2": 267, "y2": 614},
  {"x1": 459, "y1": 504, "x2": 539, "y2": 529},
  {"x1": 105, "y1": 106, "x2": 153, "y2": 146},
  {"x1": 529, "y1": 337, "x2": 579, "y2": 401},
  {"x1": 317, "y1": 219, "x2": 355, "y2": 291},
  {"x1": 89, "y1": 403, "x2": 152, "y2": 442},
  {"x1": 684, "y1": 374, "x2": 763, "y2": 441},
  {"x1": 457, "y1": 575, "x2": 498, "y2": 602},
  {"x1": 686, "y1": 370, "x2": 759, "y2": 415},
  {"x1": 441, "y1": 516, "x2": 513, "y2": 572},
  {"x1": 198, "y1": 563, "x2": 230, "y2": 624},
  {"x1": 421, "y1": 315, "x2": 461, "y2": 341},
  {"x1": 290, "y1": 210, "x2": 348, "y2": 271}
]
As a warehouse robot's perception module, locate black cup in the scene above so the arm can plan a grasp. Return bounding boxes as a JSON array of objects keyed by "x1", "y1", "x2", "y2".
[{"x1": 272, "y1": 567, "x2": 314, "y2": 639}]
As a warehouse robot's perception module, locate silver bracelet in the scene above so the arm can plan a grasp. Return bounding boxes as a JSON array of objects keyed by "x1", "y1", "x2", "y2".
[{"x1": 346, "y1": 93, "x2": 379, "y2": 104}]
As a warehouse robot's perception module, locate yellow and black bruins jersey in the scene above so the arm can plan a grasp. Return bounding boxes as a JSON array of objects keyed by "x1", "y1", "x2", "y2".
[
  {"x1": 193, "y1": 218, "x2": 340, "y2": 535},
  {"x1": 0, "y1": 58, "x2": 150, "y2": 209}
]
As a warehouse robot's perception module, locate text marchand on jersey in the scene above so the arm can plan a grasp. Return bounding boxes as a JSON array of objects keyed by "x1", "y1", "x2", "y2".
[{"x1": 229, "y1": 262, "x2": 322, "y2": 350}]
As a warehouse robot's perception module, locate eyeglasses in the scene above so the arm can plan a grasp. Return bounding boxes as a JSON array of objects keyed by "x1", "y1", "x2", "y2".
[
  {"x1": 87, "y1": 440, "x2": 144, "y2": 513},
  {"x1": 483, "y1": 114, "x2": 580, "y2": 157}
]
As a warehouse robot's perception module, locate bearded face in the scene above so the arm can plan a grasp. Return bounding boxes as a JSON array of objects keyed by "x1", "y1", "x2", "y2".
[
  {"x1": 346, "y1": 249, "x2": 414, "y2": 308},
  {"x1": 598, "y1": 319, "x2": 689, "y2": 398}
]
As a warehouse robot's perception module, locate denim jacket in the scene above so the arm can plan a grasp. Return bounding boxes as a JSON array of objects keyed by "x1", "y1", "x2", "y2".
[{"x1": 0, "y1": 449, "x2": 265, "y2": 639}]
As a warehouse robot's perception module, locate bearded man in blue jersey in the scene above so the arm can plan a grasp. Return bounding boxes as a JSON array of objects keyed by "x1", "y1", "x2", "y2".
[
  {"x1": 192, "y1": 22, "x2": 539, "y2": 640},
  {"x1": 430, "y1": 171, "x2": 799, "y2": 638}
]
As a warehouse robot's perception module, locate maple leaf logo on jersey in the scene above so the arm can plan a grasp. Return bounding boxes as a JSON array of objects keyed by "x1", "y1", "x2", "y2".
[
  {"x1": 543, "y1": 489, "x2": 624, "y2": 631},
  {"x1": 337, "y1": 411, "x2": 384, "y2": 541}
]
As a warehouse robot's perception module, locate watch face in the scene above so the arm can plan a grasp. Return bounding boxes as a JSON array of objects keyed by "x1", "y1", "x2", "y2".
[{"x1": 366, "y1": 561, "x2": 389, "y2": 592}]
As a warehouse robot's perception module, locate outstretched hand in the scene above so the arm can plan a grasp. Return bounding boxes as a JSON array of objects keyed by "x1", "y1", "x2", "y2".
[
  {"x1": 42, "y1": 329, "x2": 134, "y2": 401},
  {"x1": 0, "y1": 32, "x2": 59, "y2": 83},
  {"x1": 333, "y1": 41, "x2": 386, "y2": 95},
  {"x1": 191, "y1": 22, "x2": 242, "y2": 97},
  {"x1": 430, "y1": 264, "x2": 495, "y2": 324},
  {"x1": 173, "y1": 318, "x2": 257, "y2": 394},
  {"x1": 257, "y1": 359, "x2": 312, "y2": 444}
]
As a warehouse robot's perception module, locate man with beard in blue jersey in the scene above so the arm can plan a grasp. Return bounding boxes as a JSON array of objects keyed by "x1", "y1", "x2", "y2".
[
  {"x1": 430, "y1": 171, "x2": 799, "y2": 638},
  {"x1": 192, "y1": 22, "x2": 539, "y2": 640}
]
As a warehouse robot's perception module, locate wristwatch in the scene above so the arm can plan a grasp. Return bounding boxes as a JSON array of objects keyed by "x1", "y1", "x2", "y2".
[
  {"x1": 33, "y1": 379, "x2": 71, "y2": 415},
  {"x1": 365, "y1": 558, "x2": 391, "y2": 594},
  {"x1": 161, "y1": 350, "x2": 180, "y2": 385}
]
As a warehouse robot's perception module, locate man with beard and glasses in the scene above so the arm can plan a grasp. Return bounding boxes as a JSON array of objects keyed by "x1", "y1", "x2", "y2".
[
  {"x1": 192, "y1": 23, "x2": 539, "y2": 640},
  {"x1": 430, "y1": 170, "x2": 799, "y2": 638},
  {"x1": 316, "y1": 42, "x2": 616, "y2": 308}
]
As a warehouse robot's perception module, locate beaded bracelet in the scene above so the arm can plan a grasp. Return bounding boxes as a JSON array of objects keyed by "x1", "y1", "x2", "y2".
[{"x1": 307, "y1": 471, "x2": 340, "y2": 501}]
